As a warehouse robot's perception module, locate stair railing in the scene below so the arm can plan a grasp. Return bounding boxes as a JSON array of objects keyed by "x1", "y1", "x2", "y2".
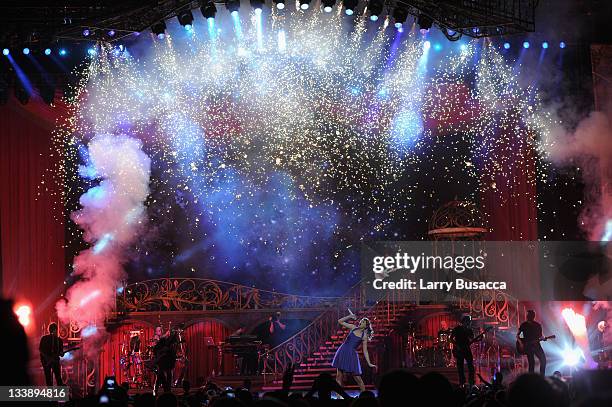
[{"x1": 261, "y1": 279, "x2": 367, "y2": 378}]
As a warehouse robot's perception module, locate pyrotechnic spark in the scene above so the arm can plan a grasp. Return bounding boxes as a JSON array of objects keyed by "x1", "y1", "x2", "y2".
[{"x1": 46, "y1": 9, "x2": 553, "y2": 292}]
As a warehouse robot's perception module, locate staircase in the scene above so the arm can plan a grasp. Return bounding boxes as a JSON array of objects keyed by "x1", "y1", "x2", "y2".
[
  {"x1": 262, "y1": 300, "x2": 415, "y2": 391},
  {"x1": 261, "y1": 279, "x2": 525, "y2": 392}
]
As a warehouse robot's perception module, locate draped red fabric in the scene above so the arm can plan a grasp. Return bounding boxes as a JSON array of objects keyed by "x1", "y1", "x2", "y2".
[
  {"x1": 0, "y1": 94, "x2": 67, "y2": 332},
  {"x1": 423, "y1": 83, "x2": 538, "y2": 241},
  {"x1": 182, "y1": 320, "x2": 233, "y2": 383},
  {"x1": 98, "y1": 322, "x2": 155, "y2": 387},
  {"x1": 97, "y1": 320, "x2": 231, "y2": 387}
]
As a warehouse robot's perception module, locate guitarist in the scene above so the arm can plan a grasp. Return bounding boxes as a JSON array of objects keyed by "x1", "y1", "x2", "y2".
[
  {"x1": 450, "y1": 315, "x2": 477, "y2": 386},
  {"x1": 516, "y1": 310, "x2": 547, "y2": 375},
  {"x1": 39, "y1": 323, "x2": 64, "y2": 386}
]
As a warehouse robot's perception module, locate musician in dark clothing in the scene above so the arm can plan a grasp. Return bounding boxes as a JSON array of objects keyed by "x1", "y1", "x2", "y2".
[
  {"x1": 451, "y1": 315, "x2": 475, "y2": 386},
  {"x1": 152, "y1": 326, "x2": 178, "y2": 394},
  {"x1": 39, "y1": 323, "x2": 64, "y2": 386},
  {"x1": 517, "y1": 310, "x2": 547, "y2": 375}
]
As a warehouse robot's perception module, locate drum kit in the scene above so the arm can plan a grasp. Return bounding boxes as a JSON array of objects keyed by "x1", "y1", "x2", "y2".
[
  {"x1": 118, "y1": 325, "x2": 188, "y2": 389},
  {"x1": 406, "y1": 328, "x2": 455, "y2": 368}
]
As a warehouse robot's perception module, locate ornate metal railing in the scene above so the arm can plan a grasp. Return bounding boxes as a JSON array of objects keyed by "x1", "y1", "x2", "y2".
[
  {"x1": 116, "y1": 278, "x2": 341, "y2": 312},
  {"x1": 261, "y1": 280, "x2": 367, "y2": 377},
  {"x1": 457, "y1": 286, "x2": 525, "y2": 331}
]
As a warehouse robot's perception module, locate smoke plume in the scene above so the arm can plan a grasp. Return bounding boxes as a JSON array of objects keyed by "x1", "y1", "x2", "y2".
[
  {"x1": 545, "y1": 111, "x2": 612, "y2": 241},
  {"x1": 56, "y1": 134, "x2": 151, "y2": 329}
]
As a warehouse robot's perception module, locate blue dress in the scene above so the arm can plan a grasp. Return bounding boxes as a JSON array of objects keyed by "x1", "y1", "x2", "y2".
[{"x1": 331, "y1": 328, "x2": 364, "y2": 375}]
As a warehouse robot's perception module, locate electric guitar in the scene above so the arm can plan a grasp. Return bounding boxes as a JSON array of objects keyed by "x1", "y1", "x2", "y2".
[
  {"x1": 41, "y1": 345, "x2": 80, "y2": 368},
  {"x1": 452, "y1": 326, "x2": 493, "y2": 358},
  {"x1": 516, "y1": 335, "x2": 555, "y2": 355}
]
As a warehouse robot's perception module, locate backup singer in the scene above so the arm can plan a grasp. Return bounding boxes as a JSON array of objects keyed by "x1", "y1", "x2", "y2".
[
  {"x1": 451, "y1": 315, "x2": 476, "y2": 386},
  {"x1": 516, "y1": 310, "x2": 547, "y2": 375},
  {"x1": 39, "y1": 323, "x2": 65, "y2": 386},
  {"x1": 331, "y1": 312, "x2": 376, "y2": 393},
  {"x1": 152, "y1": 325, "x2": 178, "y2": 394}
]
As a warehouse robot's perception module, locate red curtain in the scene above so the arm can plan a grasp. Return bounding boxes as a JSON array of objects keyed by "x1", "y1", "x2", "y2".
[
  {"x1": 98, "y1": 322, "x2": 155, "y2": 386},
  {"x1": 97, "y1": 319, "x2": 231, "y2": 387},
  {"x1": 182, "y1": 320, "x2": 232, "y2": 383},
  {"x1": 0, "y1": 94, "x2": 67, "y2": 332}
]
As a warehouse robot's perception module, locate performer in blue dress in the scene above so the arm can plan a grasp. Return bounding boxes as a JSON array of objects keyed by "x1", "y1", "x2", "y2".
[{"x1": 331, "y1": 311, "x2": 376, "y2": 392}]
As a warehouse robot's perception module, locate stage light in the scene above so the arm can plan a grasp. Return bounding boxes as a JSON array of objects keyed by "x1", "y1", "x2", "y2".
[
  {"x1": 250, "y1": 0, "x2": 264, "y2": 11},
  {"x1": 523, "y1": 41, "x2": 530, "y2": 49},
  {"x1": 562, "y1": 347, "x2": 583, "y2": 367},
  {"x1": 273, "y1": 0, "x2": 285, "y2": 9},
  {"x1": 87, "y1": 47, "x2": 97, "y2": 56},
  {"x1": 344, "y1": 0, "x2": 358, "y2": 15},
  {"x1": 503, "y1": 42, "x2": 510, "y2": 49},
  {"x1": 44, "y1": 48, "x2": 52, "y2": 55},
  {"x1": 322, "y1": 0, "x2": 335, "y2": 12},
  {"x1": 393, "y1": 7, "x2": 408, "y2": 28},
  {"x1": 2, "y1": 48, "x2": 9, "y2": 56},
  {"x1": 201, "y1": 1, "x2": 217, "y2": 19},
  {"x1": 59, "y1": 48, "x2": 67, "y2": 56},
  {"x1": 560, "y1": 41, "x2": 566, "y2": 49},
  {"x1": 418, "y1": 14, "x2": 433, "y2": 31},
  {"x1": 23, "y1": 47, "x2": 30, "y2": 55},
  {"x1": 83, "y1": 28, "x2": 90, "y2": 37},
  {"x1": 542, "y1": 41, "x2": 549, "y2": 49},
  {"x1": 226, "y1": 0, "x2": 240, "y2": 14},
  {"x1": 300, "y1": 0, "x2": 311, "y2": 10},
  {"x1": 368, "y1": 0, "x2": 383, "y2": 21},
  {"x1": 433, "y1": 43, "x2": 442, "y2": 51},
  {"x1": 14, "y1": 304, "x2": 32, "y2": 328},
  {"x1": 178, "y1": 10, "x2": 194, "y2": 28},
  {"x1": 108, "y1": 30, "x2": 116, "y2": 37},
  {"x1": 82, "y1": 325, "x2": 98, "y2": 337},
  {"x1": 152, "y1": 21, "x2": 167, "y2": 39}
]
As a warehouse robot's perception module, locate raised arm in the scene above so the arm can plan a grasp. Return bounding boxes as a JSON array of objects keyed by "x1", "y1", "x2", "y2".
[{"x1": 338, "y1": 314, "x2": 357, "y2": 330}]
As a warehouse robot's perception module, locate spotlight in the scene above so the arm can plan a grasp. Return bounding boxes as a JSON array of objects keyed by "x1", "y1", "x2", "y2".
[
  {"x1": 393, "y1": 7, "x2": 408, "y2": 28},
  {"x1": 152, "y1": 21, "x2": 167, "y2": 39},
  {"x1": 344, "y1": 0, "x2": 358, "y2": 15},
  {"x1": 503, "y1": 42, "x2": 510, "y2": 49},
  {"x1": 542, "y1": 41, "x2": 549, "y2": 49},
  {"x1": 87, "y1": 47, "x2": 97, "y2": 56},
  {"x1": 59, "y1": 48, "x2": 67, "y2": 56},
  {"x1": 562, "y1": 347, "x2": 583, "y2": 367},
  {"x1": 441, "y1": 27, "x2": 462, "y2": 41},
  {"x1": 250, "y1": 0, "x2": 264, "y2": 11},
  {"x1": 178, "y1": 10, "x2": 194, "y2": 28},
  {"x1": 2, "y1": 48, "x2": 9, "y2": 56},
  {"x1": 201, "y1": 1, "x2": 217, "y2": 18},
  {"x1": 560, "y1": 41, "x2": 566, "y2": 49},
  {"x1": 368, "y1": 0, "x2": 383, "y2": 21},
  {"x1": 273, "y1": 0, "x2": 286, "y2": 9},
  {"x1": 523, "y1": 41, "x2": 530, "y2": 49},
  {"x1": 226, "y1": 0, "x2": 240, "y2": 14},
  {"x1": 418, "y1": 14, "x2": 433, "y2": 31},
  {"x1": 108, "y1": 30, "x2": 116, "y2": 37},
  {"x1": 322, "y1": 0, "x2": 335, "y2": 12},
  {"x1": 300, "y1": 0, "x2": 311, "y2": 10},
  {"x1": 23, "y1": 47, "x2": 30, "y2": 55},
  {"x1": 14, "y1": 304, "x2": 32, "y2": 328},
  {"x1": 83, "y1": 28, "x2": 90, "y2": 37},
  {"x1": 44, "y1": 48, "x2": 52, "y2": 55}
]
